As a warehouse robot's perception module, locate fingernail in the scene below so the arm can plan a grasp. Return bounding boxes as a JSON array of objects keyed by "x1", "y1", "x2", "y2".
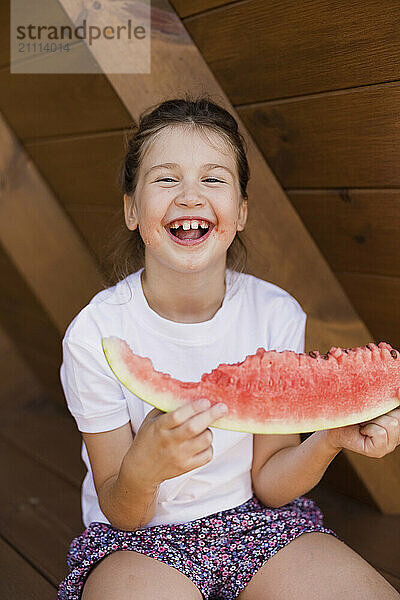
[
  {"x1": 216, "y1": 403, "x2": 228, "y2": 412},
  {"x1": 198, "y1": 399, "x2": 210, "y2": 409}
]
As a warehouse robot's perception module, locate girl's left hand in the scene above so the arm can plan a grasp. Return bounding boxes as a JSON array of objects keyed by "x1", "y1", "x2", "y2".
[{"x1": 322, "y1": 407, "x2": 400, "y2": 458}]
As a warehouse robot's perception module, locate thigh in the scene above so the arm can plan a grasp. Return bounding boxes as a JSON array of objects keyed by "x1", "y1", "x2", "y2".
[
  {"x1": 237, "y1": 532, "x2": 400, "y2": 600},
  {"x1": 82, "y1": 549, "x2": 203, "y2": 600}
]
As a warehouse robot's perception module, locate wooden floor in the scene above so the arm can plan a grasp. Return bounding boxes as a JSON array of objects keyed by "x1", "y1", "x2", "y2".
[{"x1": 1, "y1": 392, "x2": 399, "y2": 598}]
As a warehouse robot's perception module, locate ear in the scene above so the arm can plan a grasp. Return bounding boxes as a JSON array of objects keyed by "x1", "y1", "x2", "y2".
[
  {"x1": 237, "y1": 199, "x2": 248, "y2": 232},
  {"x1": 123, "y1": 193, "x2": 138, "y2": 231}
]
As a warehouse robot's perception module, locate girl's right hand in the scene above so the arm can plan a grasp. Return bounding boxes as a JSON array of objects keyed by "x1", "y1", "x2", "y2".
[{"x1": 128, "y1": 399, "x2": 228, "y2": 486}]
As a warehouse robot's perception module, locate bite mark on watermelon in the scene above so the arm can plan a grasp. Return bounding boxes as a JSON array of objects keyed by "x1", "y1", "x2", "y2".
[{"x1": 102, "y1": 337, "x2": 400, "y2": 434}]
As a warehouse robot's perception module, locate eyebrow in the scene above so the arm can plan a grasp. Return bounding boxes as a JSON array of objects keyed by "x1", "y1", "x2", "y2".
[{"x1": 145, "y1": 162, "x2": 234, "y2": 177}]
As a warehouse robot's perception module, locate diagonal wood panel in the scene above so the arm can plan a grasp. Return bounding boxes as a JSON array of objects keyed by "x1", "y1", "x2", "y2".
[
  {"x1": 0, "y1": 244, "x2": 65, "y2": 404},
  {"x1": 0, "y1": 112, "x2": 106, "y2": 403},
  {"x1": 54, "y1": 0, "x2": 399, "y2": 513},
  {"x1": 0, "y1": 114, "x2": 104, "y2": 334}
]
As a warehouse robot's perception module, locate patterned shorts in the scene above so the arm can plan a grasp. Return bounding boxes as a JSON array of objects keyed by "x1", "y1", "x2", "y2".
[{"x1": 57, "y1": 493, "x2": 343, "y2": 600}]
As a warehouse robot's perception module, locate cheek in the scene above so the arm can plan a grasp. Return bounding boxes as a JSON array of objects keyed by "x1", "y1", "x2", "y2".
[
  {"x1": 215, "y1": 224, "x2": 237, "y2": 245},
  {"x1": 139, "y1": 220, "x2": 163, "y2": 248}
]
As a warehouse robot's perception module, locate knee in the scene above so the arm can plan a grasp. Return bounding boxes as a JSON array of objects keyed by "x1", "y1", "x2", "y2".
[{"x1": 82, "y1": 551, "x2": 136, "y2": 600}]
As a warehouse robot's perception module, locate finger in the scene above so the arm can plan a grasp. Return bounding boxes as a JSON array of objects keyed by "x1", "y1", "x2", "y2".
[
  {"x1": 360, "y1": 413, "x2": 398, "y2": 439},
  {"x1": 146, "y1": 407, "x2": 165, "y2": 417},
  {"x1": 358, "y1": 420, "x2": 398, "y2": 455},
  {"x1": 143, "y1": 407, "x2": 165, "y2": 422},
  {"x1": 162, "y1": 399, "x2": 216, "y2": 430},
  {"x1": 183, "y1": 427, "x2": 213, "y2": 455},
  {"x1": 177, "y1": 402, "x2": 228, "y2": 439},
  {"x1": 187, "y1": 444, "x2": 214, "y2": 470},
  {"x1": 372, "y1": 413, "x2": 400, "y2": 448}
]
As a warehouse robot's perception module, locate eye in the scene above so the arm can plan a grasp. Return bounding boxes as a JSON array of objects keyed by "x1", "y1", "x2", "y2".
[{"x1": 155, "y1": 177, "x2": 223, "y2": 183}]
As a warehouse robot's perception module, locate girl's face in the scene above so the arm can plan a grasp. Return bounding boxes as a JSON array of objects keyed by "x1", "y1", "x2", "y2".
[{"x1": 124, "y1": 125, "x2": 248, "y2": 274}]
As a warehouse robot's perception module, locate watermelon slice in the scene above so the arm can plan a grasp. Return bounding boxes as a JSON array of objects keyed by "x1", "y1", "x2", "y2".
[{"x1": 102, "y1": 337, "x2": 400, "y2": 434}]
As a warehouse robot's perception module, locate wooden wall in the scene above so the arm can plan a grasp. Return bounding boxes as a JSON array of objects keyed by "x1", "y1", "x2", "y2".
[
  {"x1": 1, "y1": 1, "x2": 400, "y2": 592},
  {"x1": 170, "y1": 0, "x2": 400, "y2": 350}
]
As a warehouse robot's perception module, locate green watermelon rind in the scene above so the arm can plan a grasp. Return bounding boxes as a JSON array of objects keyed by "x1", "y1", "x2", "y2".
[{"x1": 102, "y1": 336, "x2": 400, "y2": 434}]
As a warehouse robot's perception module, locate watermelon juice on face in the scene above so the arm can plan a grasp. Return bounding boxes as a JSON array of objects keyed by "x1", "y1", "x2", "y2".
[{"x1": 122, "y1": 123, "x2": 248, "y2": 324}]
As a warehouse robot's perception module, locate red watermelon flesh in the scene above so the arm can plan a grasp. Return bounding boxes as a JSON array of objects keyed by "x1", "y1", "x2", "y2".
[{"x1": 102, "y1": 337, "x2": 400, "y2": 434}]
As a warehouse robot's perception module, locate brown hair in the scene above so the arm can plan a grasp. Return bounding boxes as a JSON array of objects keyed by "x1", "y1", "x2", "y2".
[{"x1": 101, "y1": 92, "x2": 250, "y2": 288}]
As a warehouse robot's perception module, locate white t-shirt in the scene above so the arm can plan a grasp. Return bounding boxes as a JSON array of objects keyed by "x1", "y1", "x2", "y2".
[{"x1": 60, "y1": 267, "x2": 306, "y2": 529}]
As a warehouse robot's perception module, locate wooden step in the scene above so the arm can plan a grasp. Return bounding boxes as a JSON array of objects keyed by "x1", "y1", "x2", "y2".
[
  {"x1": 308, "y1": 483, "x2": 400, "y2": 590},
  {"x1": 0, "y1": 536, "x2": 56, "y2": 600},
  {"x1": 0, "y1": 434, "x2": 82, "y2": 585}
]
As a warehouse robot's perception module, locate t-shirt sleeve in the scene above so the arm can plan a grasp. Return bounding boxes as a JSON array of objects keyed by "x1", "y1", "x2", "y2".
[
  {"x1": 270, "y1": 296, "x2": 307, "y2": 354},
  {"x1": 60, "y1": 336, "x2": 131, "y2": 433}
]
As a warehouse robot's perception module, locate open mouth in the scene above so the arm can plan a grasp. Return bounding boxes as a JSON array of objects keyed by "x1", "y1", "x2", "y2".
[
  {"x1": 165, "y1": 222, "x2": 214, "y2": 246},
  {"x1": 170, "y1": 224, "x2": 209, "y2": 240}
]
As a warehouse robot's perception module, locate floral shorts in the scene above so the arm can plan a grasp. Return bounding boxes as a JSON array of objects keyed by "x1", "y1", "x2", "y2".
[{"x1": 57, "y1": 493, "x2": 343, "y2": 600}]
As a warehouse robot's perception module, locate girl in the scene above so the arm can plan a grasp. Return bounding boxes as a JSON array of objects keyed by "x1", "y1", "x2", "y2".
[{"x1": 57, "y1": 95, "x2": 400, "y2": 600}]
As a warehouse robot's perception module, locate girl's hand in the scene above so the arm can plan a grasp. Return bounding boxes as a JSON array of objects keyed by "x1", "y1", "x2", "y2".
[
  {"x1": 322, "y1": 407, "x2": 400, "y2": 458},
  {"x1": 128, "y1": 399, "x2": 228, "y2": 486}
]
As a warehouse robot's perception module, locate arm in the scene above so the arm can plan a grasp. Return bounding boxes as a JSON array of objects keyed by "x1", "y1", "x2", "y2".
[
  {"x1": 61, "y1": 338, "x2": 160, "y2": 530},
  {"x1": 252, "y1": 430, "x2": 341, "y2": 508},
  {"x1": 99, "y1": 462, "x2": 160, "y2": 531},
  {"x1": 83, "y1": 423, "x2": 160, "y2": 531}
]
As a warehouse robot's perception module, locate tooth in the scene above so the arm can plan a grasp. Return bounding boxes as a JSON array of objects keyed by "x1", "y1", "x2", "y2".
[
  {"x1": 170, "y1": 222, "x2": 179, "y2": 229},
  {"x1": 182, "y1": 221, "x2": 191, "y2": 230},
  {"x1": 200, "y1": 221, "x2": 209, "y2": 228},
  {"x1": 191, "y1": 221, "x2": 199, "y2": 229}
]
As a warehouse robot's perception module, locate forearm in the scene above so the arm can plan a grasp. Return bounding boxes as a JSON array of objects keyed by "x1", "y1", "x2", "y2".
[
  {"x1": 98, "y1": 454, "x2": 160, "y2": 531},
  {"x1": 252, "y1": 431, "x2": 342, "y2": 508}
]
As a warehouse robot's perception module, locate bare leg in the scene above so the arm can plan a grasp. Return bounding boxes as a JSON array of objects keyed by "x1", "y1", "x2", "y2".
[
  {"x1": 82, "y1": 549, "x2": 203, "y2": 600},
  {"x1": 237, "y1": 532, "x2": 400, "y2": 600}
]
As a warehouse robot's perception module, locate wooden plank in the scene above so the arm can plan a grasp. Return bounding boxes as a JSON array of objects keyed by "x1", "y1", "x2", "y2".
[
  {"x1": 0, "y1": 71, "x2": 132, "y2": 140},
  {"x1": 288, "y1": 189, "x2": 400, "y2": 278},
  {"x1": 24, "y1": 132, "x2": 126, "y2": 209},
  {"x1": 182, "y1": 0, "x2": 400, "y2": 105},
  {"x1": 0, "y1": 8, "x2": 9, "y2": 68},
  {"x1": 55, "y1": 0, "x2": 398, "y2": 513},
  {"x1": 170, "y1": 0, "x2": 229, "y2": 18},
  {"x1": 237, "y1": 82, "x2": 400, "y2": 188},
  {"x1": 0, "y1": 321, "x2": 43, "y2": 407},
  {"x1": 0, "y1": 322, "x2": 84, "y2": 486},
  {"x1": 344, "y1": 447, "x2": 400, "y2": 515},
  {"x1": 24, "y1": 132, "x2": 127, "y2": 266},
  {"x1": 0, "y1": 2, "x2": 131, "y2": 139},
  {"x1": 0, "y1": 435, "x2": 82, "y2": 585},
  {"x1": 302, "y1": 436, "x2": 379, "y2": 509},
  {"x1": 0, "y1": 244, "x2": 65, "y2": 404},
  {"x1": 65, "y1": 203, "x2": 122, "y2": 264},
  {"x1": 0, "y1": 537, "x2": 56, "y2": 599},
  {"x1": 0, "y1": 392, "x2": 84, "y2": 488},
  {"x1": 0, "y1": 112, "x2": 104, "y2": 334},
  {"x1": 336, "y1": 271, "x2": 400, "y2": 352}
]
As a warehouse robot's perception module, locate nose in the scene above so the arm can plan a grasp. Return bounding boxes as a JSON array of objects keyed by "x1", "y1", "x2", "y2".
[{"x1": 175, "y1": 182, "x2": 205, "y2": 207}]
